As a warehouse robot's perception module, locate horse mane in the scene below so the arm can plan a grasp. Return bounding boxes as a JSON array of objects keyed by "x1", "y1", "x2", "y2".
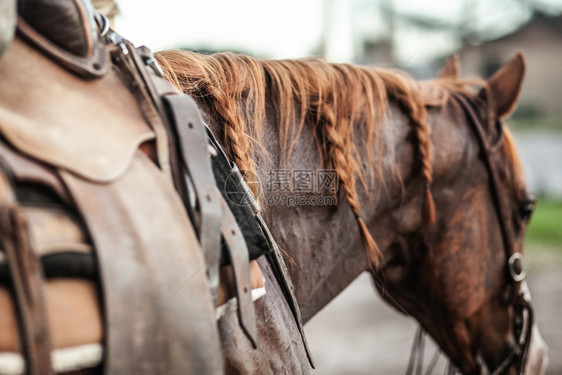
[{"x1": 154, "y1": 50, "x2": 470, "y2": 267}]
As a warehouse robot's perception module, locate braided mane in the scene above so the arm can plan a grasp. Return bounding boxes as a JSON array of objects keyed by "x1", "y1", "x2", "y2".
[{"x1": 155, "y1": 50, "x2": 457, "y2": 267}]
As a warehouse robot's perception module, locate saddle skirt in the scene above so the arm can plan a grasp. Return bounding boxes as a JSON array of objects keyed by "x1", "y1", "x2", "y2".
[
  {"x1": 0, "y1": 38, "x2": 153, "y2": 183},
  {"x1": 0, "y1": 0, "x2": 232, "y2": 373}
]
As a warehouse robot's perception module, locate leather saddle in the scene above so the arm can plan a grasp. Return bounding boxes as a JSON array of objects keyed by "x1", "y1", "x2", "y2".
[{"x1": 0, "y1": 0, "x2": 266, "y2": 374}]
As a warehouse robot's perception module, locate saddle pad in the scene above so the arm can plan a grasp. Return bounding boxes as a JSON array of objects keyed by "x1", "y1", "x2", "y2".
[
  {"x1": 0, "y1": 38, "x2": 154, "y2": 183},
  {"x1": 21, "y1": 207, "x2": 91, "y2": 257},
  {"x1": 0, "y1": 270, "x2": 267, "y2": 374},
  {"x1": 0, "y1": 280, "x2": 102, "y2": 353}
]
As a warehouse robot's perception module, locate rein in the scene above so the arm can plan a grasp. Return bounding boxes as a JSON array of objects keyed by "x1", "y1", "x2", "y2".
[{"x1": 451, "y1": 92, "x2": 533, "y2": 375}]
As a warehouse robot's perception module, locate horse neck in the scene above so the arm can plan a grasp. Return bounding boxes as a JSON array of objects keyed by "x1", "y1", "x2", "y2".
[
  {"x1": 249, "y1": 102, "x2": 422, "y2": 322},
  {"x1": 203, "y1": 92, "x2": 467, "y2": 323}
]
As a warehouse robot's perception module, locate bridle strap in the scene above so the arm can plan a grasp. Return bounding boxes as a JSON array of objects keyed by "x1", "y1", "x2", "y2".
[
  {"x1": 451, "y1": 93, "x2": 516, "y2": 268},
  {"x1": 515, "y1": 295, "x2": 534, "y2": 373},
  {"x1": 451, "y1": 92, "x2": 532, "y2": 375}
]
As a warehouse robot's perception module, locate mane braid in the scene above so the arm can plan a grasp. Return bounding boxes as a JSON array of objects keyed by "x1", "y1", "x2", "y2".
[{"x1": 155, "y1": 50, "x2": 437, "y2": 268}]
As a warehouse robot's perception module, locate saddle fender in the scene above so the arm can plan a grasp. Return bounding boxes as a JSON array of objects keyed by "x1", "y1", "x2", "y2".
[{"x1": 0, "y1": 13, "x2": 223, "y2": 375}]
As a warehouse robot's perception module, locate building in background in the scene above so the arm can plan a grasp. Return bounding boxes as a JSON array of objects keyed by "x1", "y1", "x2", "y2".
[{"x1": 460, "y1": 11, "x2": 562, "y2": 118}]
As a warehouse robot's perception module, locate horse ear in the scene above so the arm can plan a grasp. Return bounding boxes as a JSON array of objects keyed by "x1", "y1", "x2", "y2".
[
  {"x1": 438, "y1": 55, "x2": 459, "y2": 79},
  {"x1": 482, "y1": 52, "x2": 526, "y2": 119}
]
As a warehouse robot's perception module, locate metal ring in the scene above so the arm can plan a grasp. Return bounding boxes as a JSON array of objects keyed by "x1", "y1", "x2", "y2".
[{"x1": 508, "y1": 253, "x2": 526, "y2": 282}]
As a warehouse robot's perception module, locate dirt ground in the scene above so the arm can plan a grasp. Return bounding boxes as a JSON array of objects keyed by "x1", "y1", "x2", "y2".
[{"x1": 305, "y1": 249, "x2": 562, "y2": 375}]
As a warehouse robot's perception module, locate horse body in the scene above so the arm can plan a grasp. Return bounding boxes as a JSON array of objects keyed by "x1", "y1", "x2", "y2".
[
  {"x1": 217, "y1": 256, "x2": 310, "y2": 374},
  {"x1": 158, "y1": 50, "x2": 548, "y2": 374},
  {"x1": 0, "y1": 1, "x2": 548, "y2": 371}
]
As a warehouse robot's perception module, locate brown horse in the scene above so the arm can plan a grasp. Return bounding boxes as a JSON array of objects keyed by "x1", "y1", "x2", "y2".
[{"x1": 156, "y1": 51, "x2": 549, "y2": 374}]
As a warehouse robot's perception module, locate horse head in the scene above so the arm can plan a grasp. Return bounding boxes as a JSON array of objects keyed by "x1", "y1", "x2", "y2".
[{"x1": 375, "y1": 53, "x2": 548, "y2": 375}]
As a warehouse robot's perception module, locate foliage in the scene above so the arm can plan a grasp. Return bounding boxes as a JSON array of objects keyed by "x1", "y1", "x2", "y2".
[
  {"x1": 525, "y1": 198, "x2": 562, "y2": 250},
  {"x1": 509, "y1": 116, "x2": 562, "y2": 132}
]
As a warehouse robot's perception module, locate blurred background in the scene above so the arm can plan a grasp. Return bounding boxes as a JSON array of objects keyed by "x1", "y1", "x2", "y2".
[{"x1": 96, "y1": 0, "x2": 561, "y2": 373}]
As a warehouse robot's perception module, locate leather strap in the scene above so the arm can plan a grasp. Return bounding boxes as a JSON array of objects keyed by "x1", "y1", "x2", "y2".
[
  {"x1": 108, "y1": 38, "x2": 173, "y2": 182},
  {"x1": 259, "y1": 212, "x2": 315, "y2": 368},
  {"x1": 452, "y1": 93, "x2": 516, "y2": 266},
  {"x1": 452, "y1": 92, "x2": 532, "y2": 375},
  {"x1": 514, "y1": 296, "x2": 534, "y2": 373},
  {"x1": 164, "y1": 94, "x2": 223, "y2": 304},
  {"x1": 204, "y1": 122, "x2": 315, "y2": 367},
  {"x1": 121, "y1": 39, "x2": 175, "y2": 180},
  {"x1": 1, "y1": 205, "x2": 53, "y2": 375},
  {"x1": 218, "y1": 194, "x2": 257, "y2": 347},
  {"x1": 0, "y1": 0, "x2": 16, "y2": 57},
  {"x1": 60, "y1": 152, "x2": 223, "y2": 375},
  {"x1": 108, "y1": 39, "x2": 223, "y2": 298}
]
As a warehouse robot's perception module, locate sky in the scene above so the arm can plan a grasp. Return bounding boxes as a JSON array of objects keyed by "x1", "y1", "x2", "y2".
[
  {"x1": 115, "y1": 0, "x2": 323, "y2": 58},
  {"x1": 114, "y1": 0, "x2": 562, "y2": 66}
]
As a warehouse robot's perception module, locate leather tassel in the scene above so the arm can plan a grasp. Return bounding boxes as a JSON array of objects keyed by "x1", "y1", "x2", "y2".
[{"x1": 356, "y1": 216, "x2": 382, "y2": 268}]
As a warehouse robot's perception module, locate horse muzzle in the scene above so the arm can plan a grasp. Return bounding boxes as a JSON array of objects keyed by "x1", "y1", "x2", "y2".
[{"x1": 524, "y1": 324, "x2": 548, "y2": 375}]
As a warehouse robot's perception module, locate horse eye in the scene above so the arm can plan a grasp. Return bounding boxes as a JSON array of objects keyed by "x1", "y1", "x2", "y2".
[{"x1": 519, "y1": 192, "x2": 537, "y2": 223}]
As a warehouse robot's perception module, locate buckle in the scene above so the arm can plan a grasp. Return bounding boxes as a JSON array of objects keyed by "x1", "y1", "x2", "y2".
[{"x1": 508, "y1": 253, "x2": 526, "y2": 282}]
